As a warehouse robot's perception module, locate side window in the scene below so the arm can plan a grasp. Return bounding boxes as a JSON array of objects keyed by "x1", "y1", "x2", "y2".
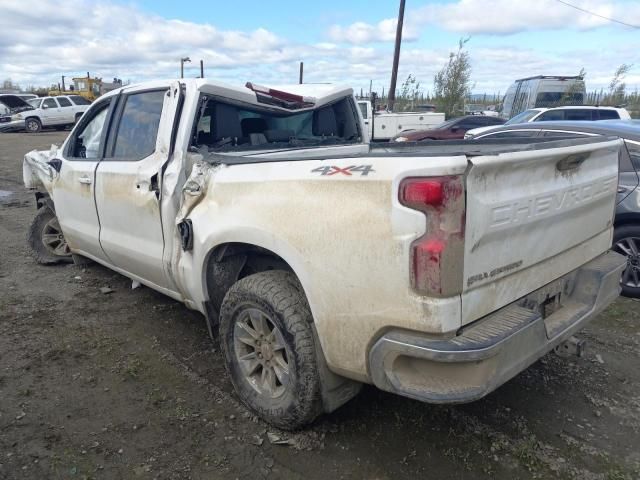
[
  {"x1": 541, "y1": 130, "x2": 589, "y2": 138},
  {"x1": 536, "y1": 110, "x2": 564, "y2": 121},
  {"x1": 358, "y1": 102, "x2": 368, "y2": 119},
  {"x1": 109, "y1": 90, "x2": 166, "y2": 160},
  {"x1": 69, "y1": 101, "x2": 111, "y2": 159},
  {"x1": 597, "y1": 109, "x2": 619, "y2": 120},
  {"x1": 43, "y1": 98, "x2": 58, "y2": 109},
  {"x1": 57, "y1": 97, "x2": 72, "y2": 107},
  {"x1": 69, "y1": 95, "x2": 91, "y2": 106},
  {"x1": 482, "y1": 130, "x2": 539, "y2": 138},
  {"x1": 564, "y1": 109, "x2": 592, "y2": 121}
]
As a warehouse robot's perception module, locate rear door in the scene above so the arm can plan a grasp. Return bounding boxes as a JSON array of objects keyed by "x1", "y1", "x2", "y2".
[
  {"x1": 461, "y1": 138, "x2": 621, "y2": 325},
  {"x1": 55, "y1": 96, "x2": 75, "y2": 123},
  {"x1": 94, "y1": 84, "x2": 182, "y2": 291}
]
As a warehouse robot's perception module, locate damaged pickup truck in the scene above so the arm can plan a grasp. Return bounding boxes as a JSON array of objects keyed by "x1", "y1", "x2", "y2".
[{"x1": 23, "y1": 79, "x2": 627, "y2": 429}]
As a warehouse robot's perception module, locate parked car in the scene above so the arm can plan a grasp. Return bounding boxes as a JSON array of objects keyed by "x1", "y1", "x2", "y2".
[
  {"x1": 502, "y1": 75, "x2": 586, "y2": 119},
  {"x1": 0, "y1": 95, "x2": 35, "y2": 131},
  {"x1": 465, "y1": 105, "x2": 631, "y2": 138},
  {"x1": 468, "y1": 119, "x2": 640, "y2": 297},
  {"x1": 391, "y1": 115, "x2": 505, "y2": 141},
  {"x1": 23, "y1": 79, "x2": 625, "y2": 429},
  {"x1": 14, "y1": 95, "x2": 91, "y2": 132}
]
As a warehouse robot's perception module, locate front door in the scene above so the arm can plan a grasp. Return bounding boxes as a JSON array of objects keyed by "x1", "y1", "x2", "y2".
[
  {"x1": 42, "y1": 97, "x2": 63, "y2": 125},
  {"x1": 53, "y1": 97, "x2": 115, "y2": 261},
  {"x1": 94, "y1": 84, "x2": 181, "y2": 292}
]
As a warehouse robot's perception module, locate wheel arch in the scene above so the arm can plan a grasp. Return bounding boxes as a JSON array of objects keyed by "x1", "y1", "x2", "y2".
[
  {"x1": 200, "y1": 238, "x2": 315, "y2": 336},
  {"x1": 614, "y1": 213, "x2": 640, "y2": 229}
]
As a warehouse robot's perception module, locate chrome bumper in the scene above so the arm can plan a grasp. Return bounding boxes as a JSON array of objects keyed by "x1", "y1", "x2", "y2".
[{"x1": 369, "y1": 251, "x2": 626, "y2": 404}]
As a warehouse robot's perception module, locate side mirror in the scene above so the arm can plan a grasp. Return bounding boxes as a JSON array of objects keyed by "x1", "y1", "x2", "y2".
[
  {"x1": 42, "y1": 104, "x2": 49, "y2": 109},
  {"x1": 451, "y1": 126, "x2": 460, "y2": 132}
]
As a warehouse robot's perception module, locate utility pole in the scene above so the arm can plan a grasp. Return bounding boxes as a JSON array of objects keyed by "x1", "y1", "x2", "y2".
[
  {"x1": 180, "y1": 57, "x2": 191, "y2": 79},
  {"x1": 299, "y1": 62, "x2": 304, "y2": 84},
  {"x1": 387, "y1": 0, "x2": 406, "y2": 112},
  {"x1": 61, "y1": 75, "x2": 66, "y2": 92},
  {"x1": 200, "y1": 60, "x2": 204, "y2": 78}
]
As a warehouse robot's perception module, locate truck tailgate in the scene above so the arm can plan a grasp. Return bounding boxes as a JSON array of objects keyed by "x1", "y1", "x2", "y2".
[{"x1": 461, "y1": 138, "x2": 621, "y2": 325}]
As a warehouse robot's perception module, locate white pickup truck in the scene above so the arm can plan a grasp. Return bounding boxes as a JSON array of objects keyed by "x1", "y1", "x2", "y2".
[
  {"x1": 357, "y1": 99, "x2": 445, "y2": 141},
  {"x1": 23, "y1": 79, "x2": 626, "y2": 429}
]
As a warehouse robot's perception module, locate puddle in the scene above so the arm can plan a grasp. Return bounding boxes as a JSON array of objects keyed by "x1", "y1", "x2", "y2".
[{"x1": 0, "y1": 190, "x2": 12, "y2": 198}]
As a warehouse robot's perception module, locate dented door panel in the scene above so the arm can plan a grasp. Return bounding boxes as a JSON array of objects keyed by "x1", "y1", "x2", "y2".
[{"x1": 95, "y1": 86, "x2": 180, "y2": 292}]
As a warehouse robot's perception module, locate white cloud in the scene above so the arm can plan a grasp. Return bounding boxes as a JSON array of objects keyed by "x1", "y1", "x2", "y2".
[
  {"x1": 328, "y1": 0, "x2": 640, "y2": 41},
  {"x1": 0, "y1": 0, "x2": 638, "y2": 96}
]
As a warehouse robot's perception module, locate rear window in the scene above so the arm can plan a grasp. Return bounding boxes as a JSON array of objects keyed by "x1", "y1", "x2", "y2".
[
  {"x1": 192, "y1": 96, "x2": 361, "y2": 151},
  {"x1": 597, "y1": 109, "x2": 619, "y2": 120},
  {"x1": 69, "y1": 95, "x2": 91, "y2": 106}
]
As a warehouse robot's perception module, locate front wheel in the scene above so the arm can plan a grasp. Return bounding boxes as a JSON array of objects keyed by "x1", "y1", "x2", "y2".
[
  {"x1": 613, "y1": 224, "x2": 640, "y2": 297},
  {"x1": 25, "y1": 117, "x2": 42, "y2": 133},
  {"x1": 219, "y1": 270, "x2": 322, "y2": 430},
  {"x1": 27, "y1": 208, "x2": 73, "y2": 264}
]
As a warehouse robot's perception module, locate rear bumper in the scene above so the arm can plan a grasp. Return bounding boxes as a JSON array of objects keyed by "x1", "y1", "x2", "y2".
[{"x1": 368, "y1": 251, "x2": 626, "y2": 404}]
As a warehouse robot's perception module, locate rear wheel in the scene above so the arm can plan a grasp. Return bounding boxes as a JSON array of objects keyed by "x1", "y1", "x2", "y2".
[
  {"x1": 219, "y1": 270, "x2": 322, "y2": 430},
  {"x1": 613, "y1": 224, "x2": 640, "y2": 297},
  {"x1": 25, "y1": 117, "x2": 41, "y2": 133},
  {"x1": 27, "y1": 208, "x2": 73, "y2": 264}
]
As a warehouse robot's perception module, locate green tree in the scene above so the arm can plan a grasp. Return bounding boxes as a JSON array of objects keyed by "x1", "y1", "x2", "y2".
[
  {"x1": 607, "y1": 63, "x2": 632, "y2": 106},
  {"x1": 433, "y1": 38, "x2": 472, "y2": 118}
]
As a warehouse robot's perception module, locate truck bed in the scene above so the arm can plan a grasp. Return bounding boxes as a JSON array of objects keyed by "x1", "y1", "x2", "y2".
[{"x1": 203, "y1": 135, "x2": 617, "y2": 165}]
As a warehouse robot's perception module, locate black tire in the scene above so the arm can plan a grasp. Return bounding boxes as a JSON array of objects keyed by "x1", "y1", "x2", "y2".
[
  {"x1": 27, "y1": 208, "x2": 73, "y2": 265},
  {"x1": 25, "y1": 117, "x2": 41, "y2": 133},
  {"x1": 613, "y1": 224, "x2": 640, "y2": 298},
  {"x1": 219, "y1": 270, "x2": 322, "y2": 430}
]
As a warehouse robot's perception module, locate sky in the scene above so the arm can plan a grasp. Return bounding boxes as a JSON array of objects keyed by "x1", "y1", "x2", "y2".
[{"x1": 1, "y1": 0, "x2": 640, "y2": 96}]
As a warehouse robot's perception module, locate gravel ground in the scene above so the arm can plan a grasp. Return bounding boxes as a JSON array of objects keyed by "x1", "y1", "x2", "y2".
[{"x1": 1, "y1": 131, "x2": 639, "y2": 480}]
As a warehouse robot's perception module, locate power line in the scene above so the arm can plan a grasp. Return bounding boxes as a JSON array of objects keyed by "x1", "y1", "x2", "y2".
[{"x1": 554, "y1": 0, "x2": 640, "y2": 29}]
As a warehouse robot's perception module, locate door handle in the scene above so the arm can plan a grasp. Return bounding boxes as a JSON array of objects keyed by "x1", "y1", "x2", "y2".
[{"x1": 78, "y1": 176, "x2": 92, "y2": 185}]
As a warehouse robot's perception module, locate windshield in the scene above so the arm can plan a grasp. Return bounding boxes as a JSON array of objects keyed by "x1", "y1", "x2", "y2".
[
  {"x1": 28, "y1": 98, "x2": 42, "y2": 108},
  {"x1": 505, "y1": 109, "x2": 539, "y2": 125},
  {"x1": 192, "y1": 96, "x2": 361, "y2": 152}
]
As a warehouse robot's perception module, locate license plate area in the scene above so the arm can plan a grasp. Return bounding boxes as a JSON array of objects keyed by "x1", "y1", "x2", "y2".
[{"x1": 518, "y1": 273, "x2": 577, "y2": 338}]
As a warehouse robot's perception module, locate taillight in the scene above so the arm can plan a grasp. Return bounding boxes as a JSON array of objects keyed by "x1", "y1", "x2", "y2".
[{"x1": 399, "y1": 176, "x2": 465, "y2": 296}]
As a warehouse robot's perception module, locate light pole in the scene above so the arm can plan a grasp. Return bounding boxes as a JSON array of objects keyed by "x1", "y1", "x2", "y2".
[
  {"x1": 387, "y1": 0, "x2": 406, "y2": 112},
  {"x1": 180, "y1": 57, "x2": 191, "y2": 79}
]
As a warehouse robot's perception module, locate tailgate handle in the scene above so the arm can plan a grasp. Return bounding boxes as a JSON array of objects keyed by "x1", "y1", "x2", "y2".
[{"x1": 556, "y1": 153, "x2": 588, "y2": 172}]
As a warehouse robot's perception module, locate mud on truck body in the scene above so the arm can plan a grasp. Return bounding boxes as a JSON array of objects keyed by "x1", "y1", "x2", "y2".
[{"x1": 23, "y1": 79, "x2": 626, "y2": 429}]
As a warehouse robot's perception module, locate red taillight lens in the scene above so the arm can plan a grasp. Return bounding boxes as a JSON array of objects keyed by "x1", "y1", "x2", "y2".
[
  {"x1": 399, "y1": 176, "x2": 465, "y2": 296},
  {"x1": 401, "y1": 180, "x2": 443, "y2": 208}
]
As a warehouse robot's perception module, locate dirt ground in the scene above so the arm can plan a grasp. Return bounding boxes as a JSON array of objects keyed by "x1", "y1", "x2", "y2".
[{"x1": 1, "y1": 131, "x2": 639, "y2": 480}]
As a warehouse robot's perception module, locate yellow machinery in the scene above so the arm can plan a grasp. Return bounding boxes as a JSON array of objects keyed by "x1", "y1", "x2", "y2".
[{"x1": 48, "y1": 73, "x2": 102, "y2": 101}]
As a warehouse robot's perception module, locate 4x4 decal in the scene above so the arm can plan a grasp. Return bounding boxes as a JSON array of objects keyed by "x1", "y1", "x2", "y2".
[{"x1": 311, "y1": 165, "x2": 375, "y2": 176}]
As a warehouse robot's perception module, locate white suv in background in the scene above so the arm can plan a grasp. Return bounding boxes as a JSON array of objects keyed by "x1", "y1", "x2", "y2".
[
  {"x1": 16, "y1": 95, "x2": 91, "y2": 132},
  {"x1": 465, "y1": 105, "x2": 631, "y2": 138}
]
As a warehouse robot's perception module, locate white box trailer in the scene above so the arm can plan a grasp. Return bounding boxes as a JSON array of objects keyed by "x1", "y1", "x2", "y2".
[{"x1": 357, "y1": 100, "x2": 445, "y2": 141}]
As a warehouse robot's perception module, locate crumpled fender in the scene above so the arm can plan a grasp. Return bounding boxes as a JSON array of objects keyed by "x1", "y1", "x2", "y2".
[{"x1": 23, "y1": 144, "x2": 59, "y2": 194}]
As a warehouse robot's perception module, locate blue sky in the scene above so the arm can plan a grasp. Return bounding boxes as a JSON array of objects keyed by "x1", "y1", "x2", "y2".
[{"x1": 1, "y1": 0, "x2": 640, "y2": 95}]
